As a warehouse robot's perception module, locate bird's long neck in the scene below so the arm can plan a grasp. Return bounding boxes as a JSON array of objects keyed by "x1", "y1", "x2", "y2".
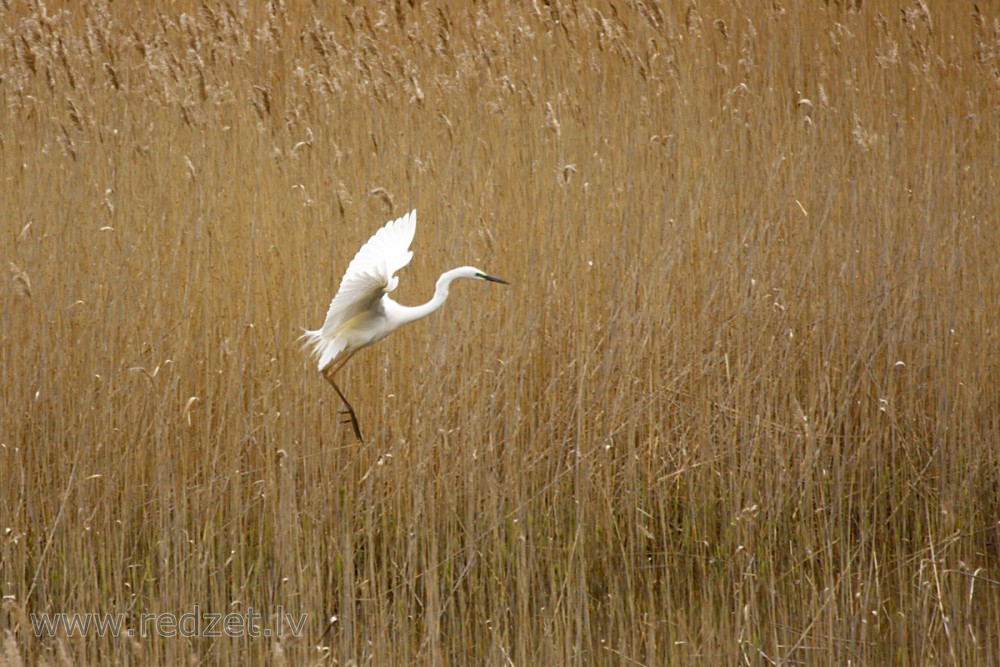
[{"x1": 392, "y1": 268, "x2": 465, "y2": 326}]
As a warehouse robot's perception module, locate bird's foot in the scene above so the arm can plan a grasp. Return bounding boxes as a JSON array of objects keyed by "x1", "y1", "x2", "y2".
[{"x1": 339, "y1": 410, "x2": 364, "y2": 442}]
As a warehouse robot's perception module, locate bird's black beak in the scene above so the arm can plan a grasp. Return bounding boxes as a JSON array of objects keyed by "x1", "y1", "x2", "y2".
[{"x1": 482, "y1": 274, "x2": 509, "y2": 285}]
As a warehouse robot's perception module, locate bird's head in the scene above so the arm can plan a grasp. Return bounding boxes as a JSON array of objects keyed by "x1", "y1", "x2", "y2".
[{"x1": 456, "y1": 266, "x2": 509, "y2": 285}]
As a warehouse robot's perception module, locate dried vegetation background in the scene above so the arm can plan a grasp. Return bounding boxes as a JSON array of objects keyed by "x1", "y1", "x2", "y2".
[{"x1": 2, "y1": 0, "x2": 999, "y2": 664}]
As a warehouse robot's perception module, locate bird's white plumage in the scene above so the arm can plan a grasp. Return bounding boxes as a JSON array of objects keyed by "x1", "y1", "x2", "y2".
[
  {"x1": 320, "y1": 209, "x2": 416, "y2": 336},
  {"x1": 302, "y1": 210, "x2": 417, "y2": 372}
]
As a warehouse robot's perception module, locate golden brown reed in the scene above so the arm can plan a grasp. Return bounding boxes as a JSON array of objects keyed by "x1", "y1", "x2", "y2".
[{"x1": 1, "y1": 1, "x2": 999, "y2": 664}]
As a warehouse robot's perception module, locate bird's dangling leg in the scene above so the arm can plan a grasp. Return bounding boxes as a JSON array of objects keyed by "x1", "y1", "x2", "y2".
[
  {"x1": 322, "y1": 361, "x2": 363, "y2": 442},
  {"x1": 326, "y1": 374, "x2": 363, "y2": 441}
]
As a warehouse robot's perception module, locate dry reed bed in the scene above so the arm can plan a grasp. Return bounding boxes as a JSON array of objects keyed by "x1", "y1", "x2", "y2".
[{"x1": 1, "y1": 1, "x2": 999, "y2": 664}]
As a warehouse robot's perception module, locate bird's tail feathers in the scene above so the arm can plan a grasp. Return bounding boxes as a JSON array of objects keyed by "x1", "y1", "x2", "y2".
[{"x1": 299, "y1": 328, "x2": 347, "y2": 372}]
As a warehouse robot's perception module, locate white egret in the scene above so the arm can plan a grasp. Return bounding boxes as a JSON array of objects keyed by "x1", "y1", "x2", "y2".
[{"x1": 302, "y1": 209, "x2": 508, "y2": 440}]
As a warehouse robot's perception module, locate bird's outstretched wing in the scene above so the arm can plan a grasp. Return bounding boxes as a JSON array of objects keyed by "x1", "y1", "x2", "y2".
[{"x1": 319, "y1": 210, "x2": 417, "y2": 336}]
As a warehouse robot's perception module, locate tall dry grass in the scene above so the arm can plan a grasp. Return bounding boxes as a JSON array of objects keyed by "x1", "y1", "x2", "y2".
[{"x1": 1, "y1": 0, "x2": 999, "y2": 664}]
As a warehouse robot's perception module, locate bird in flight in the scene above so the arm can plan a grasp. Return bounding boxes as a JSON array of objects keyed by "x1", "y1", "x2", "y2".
[{"x1": 302, "y1": 210, "x2": 508, "y2": 441}]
